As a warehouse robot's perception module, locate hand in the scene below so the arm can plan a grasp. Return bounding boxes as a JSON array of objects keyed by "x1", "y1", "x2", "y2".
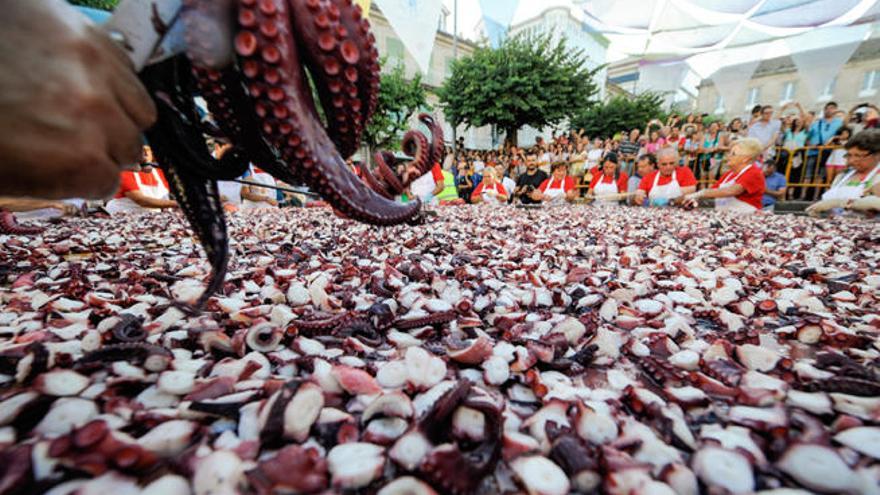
[
  {"x1": 51, "y1": 202, "x2": 80, "y2": 216},
  {"x1": 805, "y1": 199, "x2": 845, "y2": 216},
  {"x1": 849, "y1": 196, "x2": 880, "y2": 212},
  {"x1": 0, "y1": 0, "x2": 157, "y2": 200}
]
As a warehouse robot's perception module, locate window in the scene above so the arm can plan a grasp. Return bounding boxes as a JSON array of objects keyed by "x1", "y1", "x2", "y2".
[
  {"x1": 386, "y1": 37, "x2": 404, "y2": 67},
  {"x1": 714, "y1": 95, "x2": 725, "y2": 114},
  {"x1": 746, "y1": 86, "x2": 761, "y2": 109},
  {"x1": 819, "y1": 77, "x2": 836, "y2": 101},
  {"x1": 780, "y1": 81, "x2": 796, "y2": 104},
  {"x1": 861, "y1": 70, "x2": 879, "y2": 95}
]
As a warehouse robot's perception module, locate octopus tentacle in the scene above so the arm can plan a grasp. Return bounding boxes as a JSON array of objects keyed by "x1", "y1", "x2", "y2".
[
  {"x1": 233, "y1": 0, "x2": 420, "y2": 225},
  {"x1": 181, "y1": 0, "x2": 236, "y2": 69},
  {"x1": 0, "y1": 210, "x2": 44, "y2": 235},
  {"x1": 288, "y1": 0, "x2": 380, "y2": 158}
]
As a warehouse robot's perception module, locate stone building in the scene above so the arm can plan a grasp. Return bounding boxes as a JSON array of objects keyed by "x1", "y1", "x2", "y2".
[
  {"x1": 695, "y1": 37, "x2": 880, "y2": 119},
  {"x1": 366, "y1": 5, "x2": 496, "y2": 150}
]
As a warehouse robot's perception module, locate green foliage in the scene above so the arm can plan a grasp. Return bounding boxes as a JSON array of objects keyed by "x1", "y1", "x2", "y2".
[
  {"x1": 68, "y1": 0, "x2": 120, "y2": 10},
  {"x1": 438, "y1": 33, "x2": 601, "y2": 145},
  {"x1": 363, "y1": 61, "x2": 430, "y2": 152},
  {"x1": 570, "y1": 92, "x2": 666, "y2": 139}
]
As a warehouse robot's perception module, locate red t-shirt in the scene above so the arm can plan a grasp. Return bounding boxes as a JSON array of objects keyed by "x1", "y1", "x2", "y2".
[
  {"x1": 431, "y1": 163, "x2": 443, "y2": 183},
  {"x1": 114, "y1": 169, "x2": 169, "y2": 199},
  {"x1": 471, "y1": 181, "x2": 507, "y2": 200},
  {"x1": 638, "y1": 167, "x2": 697, "y2": 194},
  {"x1": 712, "y1": 164, "x2": 766, "y2": 210},
  {"x1": 589, "y1": 172, "x2": 629, "y2": 192},
  {"x1": 538, "y1": 176, "x2": 575, "y2": 193}
]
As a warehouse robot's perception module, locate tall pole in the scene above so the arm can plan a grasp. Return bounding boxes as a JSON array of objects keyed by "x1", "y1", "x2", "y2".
[{"x1": 451, "y1": 0, "x2": 458, "y2": 156}]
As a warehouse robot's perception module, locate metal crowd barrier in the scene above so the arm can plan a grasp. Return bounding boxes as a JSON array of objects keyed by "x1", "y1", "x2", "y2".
[{"x1": 688, "y1": 145, "x2": 842, "y2": 201}]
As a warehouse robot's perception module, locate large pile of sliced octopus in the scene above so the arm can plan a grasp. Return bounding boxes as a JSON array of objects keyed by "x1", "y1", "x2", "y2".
[{"x1": 1, "y1": 206, "x2": 879, "y2": 495}]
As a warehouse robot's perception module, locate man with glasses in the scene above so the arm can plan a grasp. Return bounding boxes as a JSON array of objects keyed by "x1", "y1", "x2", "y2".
[
  {"x1": 633, "y1": 148, "x2": 697, "y2": 207},
  {"x1": 806, "y1": 129, "x2": 880, "y2": 217},
  {"x1": 747, "y1": 105, "x2": 781, "y2": 157}
]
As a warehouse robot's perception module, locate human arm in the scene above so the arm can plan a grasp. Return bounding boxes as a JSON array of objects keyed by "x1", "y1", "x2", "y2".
[
  {"x1": 0, "y1": 0, "x2": 157, "y2": 200},
  {"x1": 0, "y1": 197, "x2": 79, "y2": 215},
  {"x1": 240, "y1": 185, "x2": 278, "y2": 206},
  {"x1": 124, "y1": 191, "x2": 177, "y2": 209},
  {"x1": 432, "y1": 179, "x2": 445, "y2": 197},
  {"x1": 765, "y1": 186, "x2": 787, "y2": 200}
]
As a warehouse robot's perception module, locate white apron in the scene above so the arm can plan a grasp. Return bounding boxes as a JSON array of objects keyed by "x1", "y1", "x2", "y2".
[
  {"x1": 648, "y1": 170, "x2": 682, "y2": 206},
  {"x1": 715, "y1": 164, "x2": 758, "y2": 214},
  {"x1": 479, "y1": 182, "x2": 506, "y2": 204},
  {"x1": 218, "y1": 180, "x2": 242, "y2": 206},
  {"x1": 105, "y1": 169, "x2": 170, "y2": 215},
  {"x1": 821, "y1": 164, "x2": 880, "y2": 215},
  {"x1": 543, "y1": 178, "x2": 568, "y2": 204},
  {"x1": 593, "y1": 175, "x2": 619, "y2": 206},
  {"x1": 241, "y1": 168, "x2": 277, "y2": 211}
]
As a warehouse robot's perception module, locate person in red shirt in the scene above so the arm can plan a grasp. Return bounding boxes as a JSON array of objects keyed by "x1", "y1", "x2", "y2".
[
  {"x1": 634, "y1": 148, "x2": 697, "y2": 207},
  {"x1": 587, "y1": 152, "x2": 629, "y2": 206},
  {"x1": 471, "y1": 167, "x2": 508, "y2": 204},
  {"x1": 532, "y1": 162, "x2": 577, "y2": 204},
  {"x1": 684, "y1": 138, "x2": 766, "y2": 214},
  {"x1": 105, "y1": 146, "x2": 177, "y2": 215}
]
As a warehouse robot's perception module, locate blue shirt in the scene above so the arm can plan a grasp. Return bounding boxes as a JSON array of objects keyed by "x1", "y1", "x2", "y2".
[
  {"x1": 806, "y1": 117, "x2": 843, "y2": 156},
  {"x1": 763, "y1": 172, "x2": 787, "y2": 207}
]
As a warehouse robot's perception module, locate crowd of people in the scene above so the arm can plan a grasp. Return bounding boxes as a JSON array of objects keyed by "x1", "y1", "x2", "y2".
[
  {"x1": 2, "y1": 102, "x2": 878, "y2": 221},
  {"x1": 409, "y1": 101, "x2": 879, "y2": 216}
]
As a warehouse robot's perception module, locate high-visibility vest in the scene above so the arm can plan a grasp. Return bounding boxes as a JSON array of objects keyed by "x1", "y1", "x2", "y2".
[{"x1": 435, "y1": 170, "x2": 459, "y2": 202}]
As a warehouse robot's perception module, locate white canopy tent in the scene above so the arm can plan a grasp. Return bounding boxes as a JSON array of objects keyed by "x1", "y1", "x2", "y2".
[{"x1": 575, "y1": 0, "x2": 878, "y2": 109}]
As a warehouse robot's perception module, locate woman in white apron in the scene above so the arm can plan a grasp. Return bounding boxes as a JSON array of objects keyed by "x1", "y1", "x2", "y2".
[
  {"x1": 105, "y1": 166, "x2": 177, "y2": 215},
  {"x1": 588, "y1": 152, "x2": 628, "y2": 206},
  {"x1": 806, "y1": 131, "x2": 880, "y2": 217},
  {"x1": 684, "y1": 138, "x2": 766, "y2": 214},
  {"x1": 470, "y1": 168, "x2": 508, "y2": 205},
  {"x1": 240, "y1": 166, "x2": 278, "y2": 211},
  {"x1": 535, "y1": 163, "x2": 574, "y2": 205}
]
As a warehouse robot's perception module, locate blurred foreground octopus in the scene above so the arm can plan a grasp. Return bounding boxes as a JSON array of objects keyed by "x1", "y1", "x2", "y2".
[{"x1": 139, "y1": 0, "x2": 444, "y2": 309}]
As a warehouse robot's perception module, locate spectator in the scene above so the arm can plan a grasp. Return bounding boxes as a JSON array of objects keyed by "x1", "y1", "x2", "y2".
[
  {"x1": 825, "y1": 126, "x2": 853, "y2": 185},
  {"x1": 619, "y1": 129, "x2": 641, "y2": 176},
  {"x1": 807, "y1": 129, "x2": 880, "y2": 217},
  {"x1": 533, "y1": 162, "x2": 577, "y2": 204},
  {"x1": 747, "y1": 105, "x2": 781, "y2": 155},
  {"x1": 697, "y1": 122, "x2": 725, "y2": 182},
  {"x1": 586, "y1": 138, "x2": 604, "y2": 172},
  {"x1": 803, "y1": 101, "x2": 844, "y2": 200},
  {"x1": 728, "y1": 118, "x2": 747, "y2": 143},
  {"x1": 514, "y1": 154, "x2": 549, "y2": 205},
  {"x1": 456, "y1": 159, "x2": 475, "y2": 202},
  {"x1": 645, "y1": 126, "x2": 666, "y2": 154},
  {"x1": 568, "y1": 142, "x2": 588, "y2": 180},
  {"x1": 105, "y1": 147, "x2": 178, "y2": 215},
  {"x1": 629, "y1": 153, "x2": 657, "y2": 205},
  {"x1": 471, "y1": 167, "x2": 508, "y2": 205},
  {"x1": 762, "y1": 160, "x2": 787, "y2": 212},
  {"x1": 588, "y1": 152, "x2": 629, "y2": 207},
  {"x1": 634, "y1": 147, "x2": 697, "y2": 207},
  {"x1": 685, "y1": 137, "x2": 766, "y2": 214},
  {"x1": 240, "y1": 165, "x2": 279, "y2": 211}
]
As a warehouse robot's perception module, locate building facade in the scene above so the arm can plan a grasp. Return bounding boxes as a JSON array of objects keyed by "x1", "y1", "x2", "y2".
[
  {"x1": 366, "y1": 6, "x2": 496, "y2": 150},
  {"x1": 695, "y1": 37, "x2": 880, "y2": 119}
]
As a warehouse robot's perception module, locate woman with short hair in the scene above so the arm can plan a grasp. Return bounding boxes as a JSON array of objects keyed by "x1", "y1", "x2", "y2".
[{"x1": 684, "y1": 138, "x2": 766, "y2": 214}]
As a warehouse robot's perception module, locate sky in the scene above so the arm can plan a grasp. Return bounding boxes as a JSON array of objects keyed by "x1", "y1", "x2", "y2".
[{"x1": 440, "y1": 0, "x2": 630, "y2": 61}]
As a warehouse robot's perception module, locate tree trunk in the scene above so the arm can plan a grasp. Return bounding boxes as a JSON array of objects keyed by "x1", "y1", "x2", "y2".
[{"x1": 504, "y1": 126, "x2": 518, "y2": 149}]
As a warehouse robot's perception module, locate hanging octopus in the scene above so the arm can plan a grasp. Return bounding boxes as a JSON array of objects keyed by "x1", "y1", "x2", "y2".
[{"x1": 138, "y1": 0, "x2": 444, "y2": 310}]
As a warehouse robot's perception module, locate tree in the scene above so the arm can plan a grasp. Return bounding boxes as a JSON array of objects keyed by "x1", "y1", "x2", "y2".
[
  {"x1": 438, "y1": 33, "x2": 601, "y2": 147},
  {"x1": 570, "y1": 92, "x2": 666, "y2": 139},
  {"x1": 68, "y1": 0, "x2": 120, "y2": 10},
  {"x1": 363, "y1": 61, "x2": 430, "y2": 154}
]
